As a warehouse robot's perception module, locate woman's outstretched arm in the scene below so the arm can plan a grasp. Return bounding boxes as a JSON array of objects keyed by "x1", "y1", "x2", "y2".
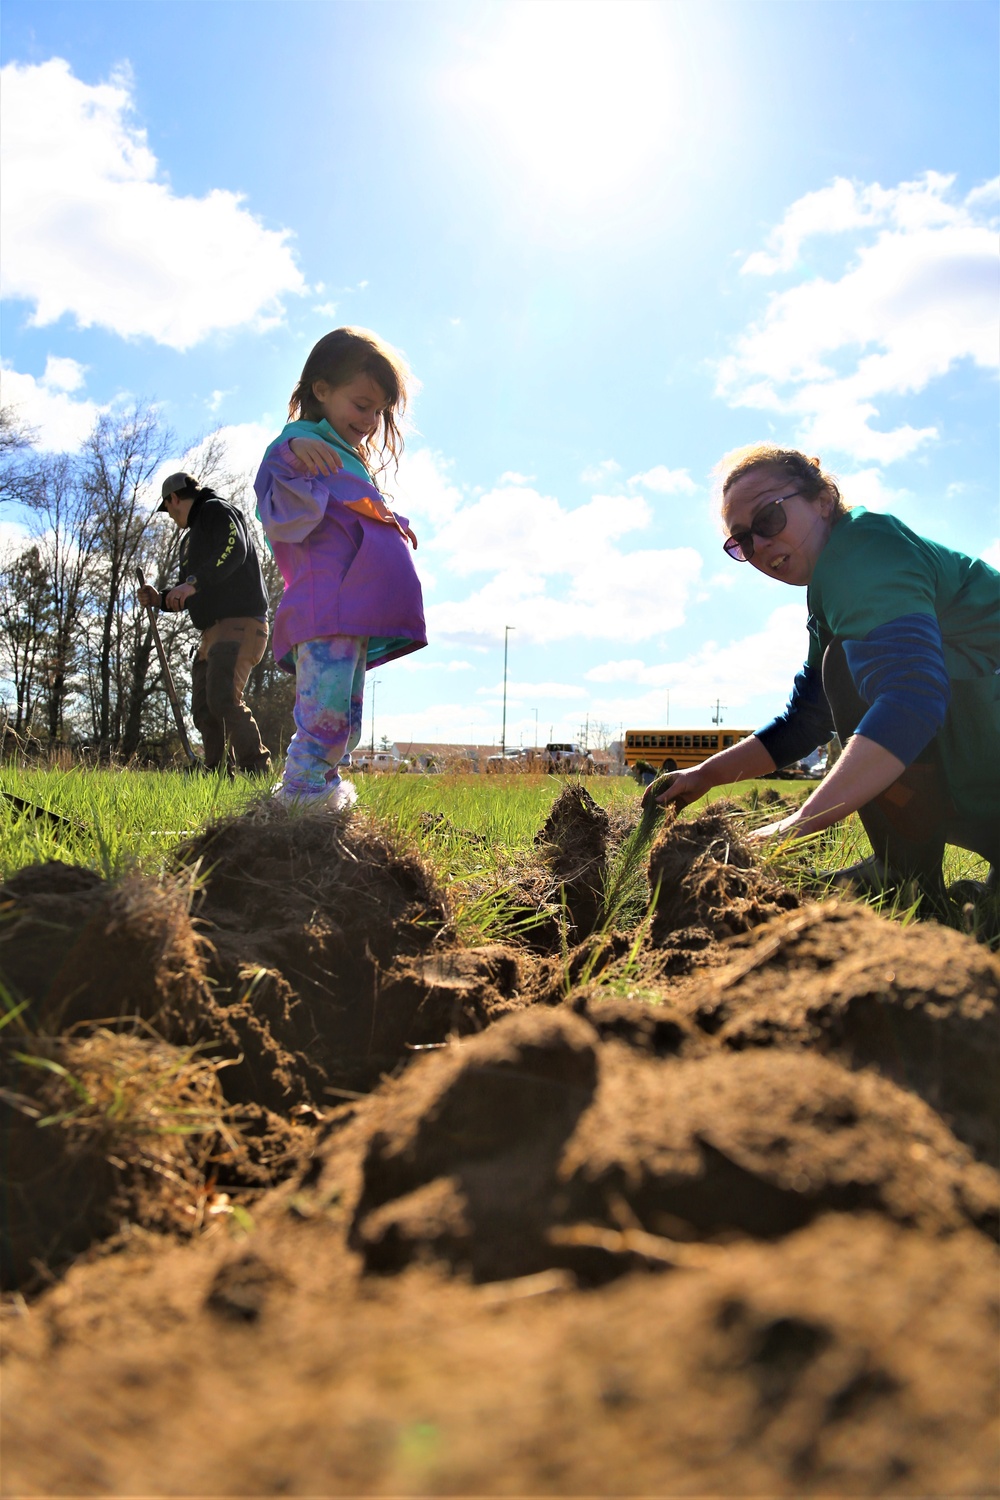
[
  {"x1": 748, "y1": 734, "x2": 906, "y2": 841},
  {"x1": 652, "y1": 734, "x2": 778, "y2": 811}
]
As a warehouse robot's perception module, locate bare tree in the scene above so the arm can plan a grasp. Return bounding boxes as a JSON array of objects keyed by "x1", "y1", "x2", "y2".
[
  {"x1": 0, "y1": 543, "x2": 51, "y2": 733},
  {"x1": 81, "y1": 404, "x2": 172, "y2": 754}
]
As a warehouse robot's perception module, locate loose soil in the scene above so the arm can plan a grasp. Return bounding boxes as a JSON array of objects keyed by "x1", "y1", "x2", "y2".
[{"x1": 1, "y1": 788, "x2": 997, "y2": 1496}]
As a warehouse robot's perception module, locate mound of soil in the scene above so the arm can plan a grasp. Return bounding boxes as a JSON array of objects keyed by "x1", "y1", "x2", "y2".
[
  {"x1": 648, "y1": 801, "x2": 799, "y2": 943},
  {"x1": 1, "y1": 1028, "x2": 308, "y2": 1291},
  {"x1": 2, "y1": 797, "x2": 999, "y2": 1495},
  {"x1": 669, "y1": 900, "x2": 1000, "y2": 1163},
  {"x1": 533, "y1": 782, "x2": 612, "y2": 939},
  {"x1": 316, "y1": 1008, "x2": 996, "y2": 1287}
]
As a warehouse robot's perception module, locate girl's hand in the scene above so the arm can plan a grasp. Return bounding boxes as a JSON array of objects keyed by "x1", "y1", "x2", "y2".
[
  {"x1": 289, "y1": 437, "x2": 345, "y2": 476},
  {"x1": 404, "y1": 524, "x2": 418, "y2": 549}
]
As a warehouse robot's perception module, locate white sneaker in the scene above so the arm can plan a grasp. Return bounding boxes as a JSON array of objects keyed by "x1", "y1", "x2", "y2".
[
  {"x1": 272, "y1": 776, "x2": 357, "y2": 812},
  {"x1": 325, "y1": 778, "x2": 358, "y2": 811}
]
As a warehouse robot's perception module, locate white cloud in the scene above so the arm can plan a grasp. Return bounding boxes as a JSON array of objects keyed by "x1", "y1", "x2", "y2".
[
  {"x1": 1, "y1": 359, "x2": 104, "y2": 450},
  {"x1": 580, "y1": 458, "x2": 620, "y2": 484},
  {"x1": 981, "y1": 539, "x2": 1000, "y2": 570},
  {"x1": 0, "y1": 516, "x2": 32, "y2": 554},
  {"x1": 394, "y1": 447, "x2": 463, "y2": 529},
  {"x1": 718, "y1": 173, "x2": 1000, "y2": 464},
  {"x1": 835, "y1": 468, "x2": 911, "y2": 514},
  {"x1": 428, "y1": 482, "x2": 653, "y2": 577},
  {"x1": 1, "y1": 58, "x2": 306, "y2": 349},
  {"x1": 628, "y1": 464, "x2": 697, "y2": 494},
  {"x1": 475, "y1": 679, "x2": 586, "y2": 701},
  {"x1": 399, "y1": 656, "x2": 473, "y2": 673},
  {"x1": 427, "y1": 541, "x2": 702, "y2": 646},
  {"x1": 584, "y1": 602, "x2": 809, "y2": 715}
]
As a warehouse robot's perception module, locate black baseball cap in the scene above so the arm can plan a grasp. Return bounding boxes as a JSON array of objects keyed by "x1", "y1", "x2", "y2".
[{"x1": 158, "y1": 472, "x2": 197, "y2": 511}]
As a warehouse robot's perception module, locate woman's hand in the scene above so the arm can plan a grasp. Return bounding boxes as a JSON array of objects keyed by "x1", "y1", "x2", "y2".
[
  {"x1": 137, "y1": 584, "x2": 160, "y2": 609},
  {"x1": 289, "y1": 437, "x2": 345, "y2": 476},
  {"x1": 642, "y1": 764, "x2": 716, "y2": 813},
  {"x1": 745, "y1": 735, "x2": 907, "y2": 845}
]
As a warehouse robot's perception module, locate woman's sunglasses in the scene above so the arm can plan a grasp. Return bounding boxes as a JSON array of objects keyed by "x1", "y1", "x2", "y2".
[{"x1": 723, "y1": 492, "x2": 800, "y2": 562}]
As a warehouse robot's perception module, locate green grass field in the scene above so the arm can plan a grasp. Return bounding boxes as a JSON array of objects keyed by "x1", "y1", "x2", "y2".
[{"x1": 0, "y1": 766, "x2": 992, "y2": 943}]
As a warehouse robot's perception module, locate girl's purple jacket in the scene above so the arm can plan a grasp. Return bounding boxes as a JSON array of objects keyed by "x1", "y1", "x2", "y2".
[{"x1": 254, "y1": 439, "x2": 427, "y2": 671}]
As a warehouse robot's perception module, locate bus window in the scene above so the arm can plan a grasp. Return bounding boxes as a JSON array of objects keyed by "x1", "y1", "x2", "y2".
[
  {"x1": 723, "y1": 735, "x2": 734, "y2": 747},
  {"x1": 683, "y1": 735, "x2": 692, "y2": 748}
]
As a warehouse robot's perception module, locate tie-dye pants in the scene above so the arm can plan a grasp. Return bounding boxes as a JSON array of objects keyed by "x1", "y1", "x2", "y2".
[{"x1": 281, "y1": 635, "x2": 367, "y2": 797}]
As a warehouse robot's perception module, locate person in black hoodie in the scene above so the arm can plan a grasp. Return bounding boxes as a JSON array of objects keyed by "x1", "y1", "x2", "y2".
[{"x1": 138, "y1": 471, "x2": 271, "y2": 775}]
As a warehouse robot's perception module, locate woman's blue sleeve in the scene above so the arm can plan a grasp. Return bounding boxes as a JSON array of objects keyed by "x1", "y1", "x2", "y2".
[
  {"x1": 754, "y1": 663, "x2": 835, "y2": 769},
  {"x1": 843, "y1": 613, "x2": 950, "y2": 764}
]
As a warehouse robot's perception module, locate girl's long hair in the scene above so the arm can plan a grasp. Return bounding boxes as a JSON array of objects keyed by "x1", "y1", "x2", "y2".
[{"x1": 288, "y1": 327, "x2": 414, "y2": 479}]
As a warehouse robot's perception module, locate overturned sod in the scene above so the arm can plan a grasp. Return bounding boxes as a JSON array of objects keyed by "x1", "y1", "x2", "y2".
[{"x1": 1, "y1": 784, "x2": 998, "y2": 1495}]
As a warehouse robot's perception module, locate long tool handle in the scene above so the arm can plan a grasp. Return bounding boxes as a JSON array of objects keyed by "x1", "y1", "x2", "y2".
[{"x1": 137, "y1": 568, "x2": 198, "y2": 763}]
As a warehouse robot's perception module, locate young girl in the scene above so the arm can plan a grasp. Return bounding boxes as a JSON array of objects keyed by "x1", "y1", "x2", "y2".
[
  {"x1": 652, "y1": 443, "x2": 1000, "y2": 893},
  {"x1": 254, "y1": 327, "x2": 426, "y2": 807}
]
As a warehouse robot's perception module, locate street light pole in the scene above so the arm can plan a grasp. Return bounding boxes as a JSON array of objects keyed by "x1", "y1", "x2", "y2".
[
  {"x1": 501, "y1": 625, "x2": 514, "y2": 756},
  {"x1": 370, "y1": 677, "x2": 380, "y2": 753}
]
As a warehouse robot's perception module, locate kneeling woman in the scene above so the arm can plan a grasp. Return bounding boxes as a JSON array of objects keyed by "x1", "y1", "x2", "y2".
[{"x1": 654, "y1": 444, "x2": 999, "y2": 888}]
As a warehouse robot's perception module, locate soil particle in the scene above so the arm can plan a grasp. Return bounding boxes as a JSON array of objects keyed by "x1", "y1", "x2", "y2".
[
  {"x1": 205, "y1": 1250, "x2": 284, "y2": 1322},
  {"x1": 648, "y1": 802, "x2": 799, "y2": 942}
]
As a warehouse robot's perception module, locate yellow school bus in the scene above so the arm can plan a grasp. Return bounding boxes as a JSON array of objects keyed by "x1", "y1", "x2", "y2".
[{"x1": 623, "y1": 727, "x2": 753, "y2": 773}]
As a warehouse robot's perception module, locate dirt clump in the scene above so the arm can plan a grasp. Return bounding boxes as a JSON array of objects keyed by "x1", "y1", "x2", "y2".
[
  {"x1": 670, "y1": 900, "x2": 1000, "y2": 1163},
  {"x1": 1, "y1": 1028, "x2": 309, "y2": 1291},
  {"x1": 348, "y1": 1008, "x2": 600, "y2": 1281},
  {"x1": 0, "y1": 862, "x2": 108, "y2": 1014},
  {"x1": 533, "y1": 782, "x2": 611, "y2": 939},
  {"x1": 319, "y1": 1009, "x2": 996, "y2": 1289},
  {"x1": 648, "y1": 801, "x2": 799, "y2": 943},
  {"x1": 173, "y1": 806, "x2": 515, "y2": 1092}
]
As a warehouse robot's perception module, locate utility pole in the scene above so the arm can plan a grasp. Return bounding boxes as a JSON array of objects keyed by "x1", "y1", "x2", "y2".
[
  {"x1": 501, "y1": 625, "x2": 514, "y2": 756},
  {"x1": 370, "y1": 677, "x2": 381, "y2": 753},
  {"x1": 711, "y1": 698, "x2": 726, "y2": 726}
]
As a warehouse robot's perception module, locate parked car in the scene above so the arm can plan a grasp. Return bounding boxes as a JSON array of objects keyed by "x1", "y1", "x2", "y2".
[
  {"x1": 542, "y1": 742, "x2": 594, "y2": 773},
  {"x1": 485, "y1": 750, "x2": 526, "y2": 773}
]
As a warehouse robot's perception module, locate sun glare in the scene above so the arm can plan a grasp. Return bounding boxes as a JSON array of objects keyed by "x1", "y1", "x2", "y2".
[{"x1": 454, "y1": 1, "x2": 681, "y2": 207}]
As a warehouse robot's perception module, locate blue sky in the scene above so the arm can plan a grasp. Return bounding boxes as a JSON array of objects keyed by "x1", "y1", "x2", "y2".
[{"x1": 2, "y1": 0, "x2": 997, "y2": 750}]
